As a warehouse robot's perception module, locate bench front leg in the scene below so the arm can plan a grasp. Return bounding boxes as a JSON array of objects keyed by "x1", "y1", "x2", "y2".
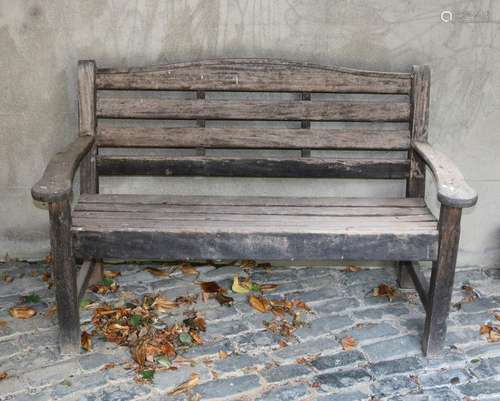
[
  {"x1": 49, "y1": 199, "x2": 80, "y2": 354},
  {"x1": 422, "y1": 205, "x2": 461, "y2": 355}
]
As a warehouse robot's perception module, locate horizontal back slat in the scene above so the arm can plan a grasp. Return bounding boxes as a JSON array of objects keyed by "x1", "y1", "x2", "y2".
[
  {"x1": 97, "y1": 98, "x2": 410, "y2": 122},
  {"x1": 97, "y1": 127, "x2": 410, "y2": 150},
  {"x1": 96, "y1": 59, "x2": 411, "y2": 94},
  {"x1": 96, "y1": 156, "x2": 410, "y2": 179}
]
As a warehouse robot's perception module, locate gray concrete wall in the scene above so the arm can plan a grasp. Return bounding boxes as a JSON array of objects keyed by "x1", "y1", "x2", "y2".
[{"x1": 1, "y1": 1, "x2": 499, "y2": 266}]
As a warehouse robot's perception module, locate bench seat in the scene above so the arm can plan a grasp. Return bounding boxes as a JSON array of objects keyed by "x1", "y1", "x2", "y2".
[{"x1": 72, "y1": 194, "x2": 438, "y2": 261}]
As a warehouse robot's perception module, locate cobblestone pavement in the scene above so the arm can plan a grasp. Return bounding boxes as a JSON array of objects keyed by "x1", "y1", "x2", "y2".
[{"x1": 1, "y1": 261, "x2": 500, "y2": 401}]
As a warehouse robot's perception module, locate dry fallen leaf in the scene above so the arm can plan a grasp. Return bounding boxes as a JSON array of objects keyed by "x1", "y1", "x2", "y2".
[
  {"x1": 0, "y1": 320, "x2": 7, "y2": 329},
  {"x1": 480, "y1": 324, "x2": 492, "y2": 335},
  {"x1": 240, "y1": 260, "x2": 257, "y2": 269},
  {"x1": 144, "y1": 267, "x2": 170, "y2": 277},
  {"x1": 198, "y1": 281, "x2": 223, "y2": 294},
  {"x1": 46, "y1": 304, "x2": 57, "y2": 318},
  {"x1": 101, "y1": 362, "x2": 116, "y2": 370},
  {"x1": 232, "y1": 276, "x2": 251, "y2": 294},
  {"x1": 81, "y1": 331, "x2": 92, "y2": 352},
  {"x1": 44, "y1": 253, "x2": 53, "y2": 265},
  {"x1": 248, "y1": 295, "x2": 271, "y2": 313},
  {"x1": 3, "y1": 275, "x2": 14, "y2": 283},
  {"x1": 218, "y1": 351, "x2": 229, "y2": 360},
  {"x1": 103, "y1": 270, "x2": 121, "y2": 279},
  {"x1": 181, "y1": 263, "x2": 198, "y2": 276},
  {"x1": 169, "y1": 372, "x2": 200, "y2": 396},
  {"x1": 340, "y1": 336, "x2": 358, "y2": 350},
  {"x1": 0, "y1": 371, "x2": 7, "y2": 381},
  {"x1": 278, "y1": 339, "x2": 288, "y2": 348},
  {"x1": 373, "y1": 283, "x2": 397, "y2": 302},
  {"x1": 152, "y1": 296, "x2": 178, "y2": 312},
  {"x1": 9, "y1": 306, "x2": 37, "y2": 319}
]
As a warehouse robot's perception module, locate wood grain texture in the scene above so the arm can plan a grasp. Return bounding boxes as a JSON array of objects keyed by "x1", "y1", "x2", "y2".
[
  {"x1": 31, "y1": 136, "x2": 94, "y2": 202},
  {"x1": 423, "y1": 205, "x2": 462, "y2": 355},
  {"x1": 96, "y1": 58, "x2": 411, "y2": 94},
  {"x1": 78, "y1": 60, "x2": 99, "y2": 195},
  {"x1": 96, "y1": 127, "x2": 411, "y2": 150},
  {"x1": 96, "y1": 155, "x2": 410, "y2": 179},
  {"x1": 407, "y1": 65, "x2": 430, "y2": 198},
  {"x1": 78, "y1": 194, "x2": 427, "y2": 207},
  {"x1": 97, "y1": 97, "x2": 410, "y2": 122},
  {"x1": 49, "y1": 200, "x2": 80, "y2": 354},
  {"x1": 413, "y1": 141, "x2": 477, "y2": 208},
  {"x1": 76, "y1": 260, "x2": 95, "y2": 301}
]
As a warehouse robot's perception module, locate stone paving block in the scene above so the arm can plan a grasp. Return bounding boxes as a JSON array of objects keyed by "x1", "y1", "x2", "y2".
[
  {"x1": 198, "y1": 265, "x2": 245, "y2": 281},
  {"x1": 22, "y1": 358, "x2": 81, "y2": 387},
  {"x1": 315, "y1": 368, "x2": 371, "y2": 391},
  {"x1": 201, "y1": 305, "x2": 239, "y2": 322},
  {"x1": 445, "y1": 327, "x2": 480, "y2": 346},
  {"x1": 458, "y1": 297, "x2": 500, "y2": 313},
  {"x1": 362, "y1": 336, "x2": 421, "y2": 362},
  {"x1": 312, "y1": 297, "x2": 360, "y2": 315},
  {"x1": 316, "y1": 391, "x2": 370, "y2": 401},
  {"x1": 153, "y1": 364, "x2": 211, "y2": 392},
  {"x1": 271, "y1": 337, "x2": 341, "y2": 362},
  {"x1": 289, "y1": 287, "x2": 347, "y2": 304},
  {"x1": 371, "y1": 374, "x2": 418, "y2": 396},
  {"x1": 311, "y1": 350, "x2": 366, "y2": 371},
  {"x1": 338, "y1": 322, "x2": 400, "y2": 342},
  {"x1": 204, "y1": 319, "x2": 250, "y2": 341},
  {"x1": 458, "y1": 379, "x2": 500, "y2": 398},
  {"x1": 419, "y1": 367, "x2": 472, "y2": 388},
  {"x1": 254, "y1": 383, "x2": 310, "y2": 401},
  {"x1": 50, "y1": 371, "x2": 108, "y2": 399},
  {"x1": 213, "y1": 353, "x2": 266, "y2": 373},
  {"x1": 192, "y1": 374, "x2": 261, "y2": 400},
  {"x1": 261, "y1": 363, "x2": 311, "y2": 383},
  {"x1": 4, "y1": 390, "x2": 54, "y2": 401},
  {"x1": 370, "y1": 356, "x2": 424, "y2": 376},
  {"x1": 453, "y1": 310, "x2": 494, "y2": 326},
  {"x1": 470, "y1": 355, "x2": 500, "y2": 378},
  {"x1": 465, "y1": 341, "x2": 500, "y2": 358},
  {"x1": 184, "y1": 339, "x2": 234, "y2": 359},
  {"x1": 87, "y1": 382, "x2": 152, "y2": 401},
  {"x1": 236, "y1": 330, "x2": 282, "y2": 352},
  {"x1": 79, "y1": 350, "x2": 129, "y2": 372},
  {"x1": 424, "y1": 387, "x2": 462, "y2": 401},
  {"x1": 352, "y1": 304, "x2": 411, "y2": 320},
  {"x1": 294, "y1": 315, "x2": 353, "y2": 340}
]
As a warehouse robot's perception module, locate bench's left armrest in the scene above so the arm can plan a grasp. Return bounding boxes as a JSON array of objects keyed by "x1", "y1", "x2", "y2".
[
  {"x1": 412, "y1": 141, "x2": 478, "y2": 208},
  {"x1": 32, "y1": 135, "x2": 95, "y2": 203}
]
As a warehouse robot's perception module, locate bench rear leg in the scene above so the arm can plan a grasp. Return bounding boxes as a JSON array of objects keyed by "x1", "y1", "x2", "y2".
[
  {"x1": 398, "y1": 262, "x2": 414, "y2": 289},
  {"x1": 422, "y1": 205, "x2": 461, "y2": 356},
  {"x1": 49, "y1": 200, "x2": 80, "y2": 354}
]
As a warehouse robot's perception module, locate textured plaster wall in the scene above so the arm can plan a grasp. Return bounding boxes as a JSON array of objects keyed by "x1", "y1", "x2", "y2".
[{"x1": 1, "y1": 1, "x2": 499, "y2": 265}]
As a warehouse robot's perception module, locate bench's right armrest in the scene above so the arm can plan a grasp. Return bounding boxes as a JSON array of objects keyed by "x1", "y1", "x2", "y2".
[{"x1": 31, "y1": 135, "x2": 95, "y2": 203}]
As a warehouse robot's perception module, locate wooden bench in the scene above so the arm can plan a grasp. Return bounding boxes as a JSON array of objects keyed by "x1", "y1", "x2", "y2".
[{"x1": 31, "y1": 59, "x2": 477, "y2": 356}]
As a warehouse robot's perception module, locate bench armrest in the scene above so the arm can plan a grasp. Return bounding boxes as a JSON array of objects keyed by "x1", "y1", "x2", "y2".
[
  {"x1": 32, "y1": 135, "x2": 95, "y2": 203},
  {"x1": 412, "y1": 141, "x2": 477, "y2": 208}
]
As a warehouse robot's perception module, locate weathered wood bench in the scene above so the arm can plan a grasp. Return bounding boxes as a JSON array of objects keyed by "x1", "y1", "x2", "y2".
[{"x1": 32, "y1": 59, "x2": 477, "y2": 356}]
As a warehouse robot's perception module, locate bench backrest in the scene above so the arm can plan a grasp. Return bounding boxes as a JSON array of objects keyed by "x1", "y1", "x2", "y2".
[{"x1": 78, "y1": 59, "x2": 430, "y2": 192}]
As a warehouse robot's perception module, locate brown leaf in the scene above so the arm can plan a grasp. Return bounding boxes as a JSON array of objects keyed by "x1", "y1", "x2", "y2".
[
  {"x1": 240, "y1": 260, "x2": 257, "y2": 269},
  {"x1": 169, "y1": 372, "x2": 200, "y2": 396},
  {"x1": 101, "y1": 363, "x2": 116, "y2": 370},
  {"x1": 373, "y1": 283, "x2": 397, "y2": 301},
  {"x1": 3, "y1": 275, "x2": 14, "y2": 283},
  {"x1": 340, "y1": 336, "x2": 358, "y2": 350},
  {"x1": 198, "y1": 281, "x2": 223, "y2": 294},
  {"x1": 81, "y1": 331, "x2": 92, "y2": 352},
  {"x1": 42, "y1": 271, "x2": 51, "y2": 282},
  {"x1": 343, "y1": 265, "x2": 362, "y2": 272},
  {"x1": 0, "y1": 371, "x2": 7, "y2": 381},
  {"x1": 9, "y1": 306, "x2": 36, "y2": 319},
  {"x1": 215, "y1": 292, "x2": 234, "y2": 306},
  {"x1": 259, "y1": 284, "x2": 279, "y2": 292},
  {"x1": 480, "y1": 324, "x2": 492, "y2": 335},
  {"x1": 144, "y1": 267, "x2": 170, "y2": 277},
  {"x1": 181, "y1": 263, "x2": 198, "y2": 276},
  {"x1": 46, "y1": 304, "x2": 57, "y2": 318},
  {"x1": 489, "y1": 330, "x2": 500, "y2": 343},
  {"x1": 292, "y1": 299, "x2": 310, "y2": 311},
  {"x1": 44, "y1": 253, "x2": 53, "y2": 265},
  {"x1": 0, "y1": 320, "x2": 8, "y2": 329},
  {"x1": 103, "y1": 270, "x2": 121, "y2": 279},
  {"x1": 248, "y1": 295, "x2": 271, "y2": 313},
  {"x1": 495, "y1": 314, "x2": 500, "y2": 322},
  {"x1": 218, "y1": 351, "x2": 229, "y2": 360},
  {"x1": 152, "y1": 296, "x2": 178, "y2": 312},
  {"x1": 278, "y1": 339, "x2": 288, "y2": 348}
]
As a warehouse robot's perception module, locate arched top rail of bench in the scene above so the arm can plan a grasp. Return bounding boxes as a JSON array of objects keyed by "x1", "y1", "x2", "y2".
[{"x1": 96, "y1": 58, "x2": 412, "y2": 94}]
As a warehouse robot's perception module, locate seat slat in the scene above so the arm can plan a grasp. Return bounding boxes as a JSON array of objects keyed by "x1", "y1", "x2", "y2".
[
  {"x1": 74, "y1": 203, "x2": 430, "y2": 217},
  {"x1": 96, "y1": 127, "x2": 410, "y2": 150},
  {"x1": 95, "y1": 59, "x2": 411, "y2": 94},
  {"x1": 96, "y1": 98, "x2": 410, "y2": 122},
  {"x1": 96, "y1": 156, "x2": 410, "y2": 179},
  {"x1": 78, "y1": 194, "x2": 426, "y2": 208}
]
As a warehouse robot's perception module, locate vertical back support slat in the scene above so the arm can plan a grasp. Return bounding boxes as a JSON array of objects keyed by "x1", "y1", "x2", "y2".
[
  {"x1": 79, "y1": 60, "x2": 98, "y2": 194},
  {"x1": 407, "y1": 65, "x2": 430, "y2": 197},
  {"x1": 300, "y1": 92, "x2": 312, "y2": 158},
  {"x1": 196, "y1": 91, "x2": 206, "y2": 156}
]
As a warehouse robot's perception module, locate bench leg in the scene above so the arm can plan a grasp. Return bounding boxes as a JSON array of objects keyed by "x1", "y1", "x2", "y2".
[
  {"x1": 398, "y1": 261, "x2": 414, "y2": 289},
  {"x1": 49, "y1": 200, "x2": 80, "y2": 355},
  {"x1": 422, "y1": 205, "x2": 461, "y2": 356}
]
